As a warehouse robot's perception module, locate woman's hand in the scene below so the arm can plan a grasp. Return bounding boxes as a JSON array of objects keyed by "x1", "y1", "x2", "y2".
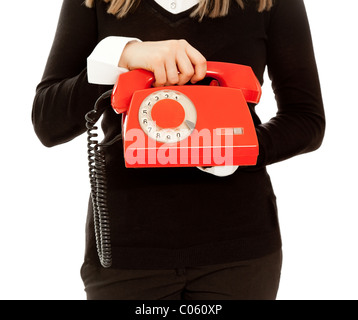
[{"x1": 118, "y1": 40, "x2": 207, "y2": 87}]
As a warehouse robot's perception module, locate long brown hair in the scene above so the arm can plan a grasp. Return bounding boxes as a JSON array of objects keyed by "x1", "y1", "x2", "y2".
[{"x1": 84, "y1": 0, "x2": 273, "y2": 20}]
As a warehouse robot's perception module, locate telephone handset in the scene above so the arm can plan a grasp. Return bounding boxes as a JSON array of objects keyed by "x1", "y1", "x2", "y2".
[{"x1": 111, "y1": 61, "x2": 261, "y2": 168}]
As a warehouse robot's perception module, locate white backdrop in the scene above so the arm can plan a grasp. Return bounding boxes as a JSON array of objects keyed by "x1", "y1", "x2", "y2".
[{"x1": 0, "y1": 0, "x2": 357, "y2": 300}]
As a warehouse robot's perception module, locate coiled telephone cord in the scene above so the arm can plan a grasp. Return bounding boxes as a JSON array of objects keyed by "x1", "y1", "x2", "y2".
[{"x1": 85, "y1": 90, "x2": 113, "y2": 268}]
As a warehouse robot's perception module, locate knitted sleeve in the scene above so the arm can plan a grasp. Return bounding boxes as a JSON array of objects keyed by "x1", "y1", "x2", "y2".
[
  {"x1": 256, "y1": 0, "x2": 325, "y2": 166},
  {"x1": 32, "y1": 0, "x2": 109, "y2": 147}
]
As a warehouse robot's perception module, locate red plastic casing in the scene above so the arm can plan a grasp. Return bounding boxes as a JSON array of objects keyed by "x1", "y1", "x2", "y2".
[{"x1": 111, "y1": 62, "x2": 261, "y2": 168}]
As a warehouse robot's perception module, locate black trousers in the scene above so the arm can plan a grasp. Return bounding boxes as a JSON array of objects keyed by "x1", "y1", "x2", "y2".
[{"x1": 80, "y1": 250, "x2": 282, "y2": 300}]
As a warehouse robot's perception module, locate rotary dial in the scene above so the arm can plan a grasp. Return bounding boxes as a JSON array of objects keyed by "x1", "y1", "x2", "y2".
[{"x1": 138, "y1": 90, "x2": 197, "y2": 143}]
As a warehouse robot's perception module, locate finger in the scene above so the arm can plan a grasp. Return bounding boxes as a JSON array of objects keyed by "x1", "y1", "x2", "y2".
[
  {"x1": 176, "y1": 53, "x2": 195, "y2": 86},
  {"x1": 185, "y1": 46, "x2": 207, "y2": 83},
  {"x1": 153, "y1": 64, "x2": 167, "y2": 87},
  {"x1": 165, "y1": 59, "x2": 180, "y2": 85}
]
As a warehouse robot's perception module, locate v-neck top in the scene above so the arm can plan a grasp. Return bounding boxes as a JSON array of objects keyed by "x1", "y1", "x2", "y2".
[{"x1": 32, "y1": 0, "x2": 325, "y2": 269}]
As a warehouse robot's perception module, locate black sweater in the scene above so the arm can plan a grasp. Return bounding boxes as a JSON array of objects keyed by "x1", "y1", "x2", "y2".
[{"x1": 32, "y1": 0, "x2": 325, "y2": 269}]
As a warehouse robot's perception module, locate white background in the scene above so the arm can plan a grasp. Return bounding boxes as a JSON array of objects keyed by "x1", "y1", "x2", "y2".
[{"x1": 0, "y1": 0, "x2": 357, "y2": 300}]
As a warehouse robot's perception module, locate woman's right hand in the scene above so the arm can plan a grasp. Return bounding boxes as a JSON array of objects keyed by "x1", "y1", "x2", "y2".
[{"x1": 118, "y1": 40, "x2": 207, "y2": 87}]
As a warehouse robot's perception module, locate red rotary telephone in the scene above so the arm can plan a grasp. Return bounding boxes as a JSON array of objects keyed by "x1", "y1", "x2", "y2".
[{"x1": 111, "y1": 61, "x2": 261, "y2": 168}]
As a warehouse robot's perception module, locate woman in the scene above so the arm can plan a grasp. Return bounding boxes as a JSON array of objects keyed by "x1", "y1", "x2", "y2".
[{"x1": 32, "y1": 0, "x2": 325, "y2": 300}]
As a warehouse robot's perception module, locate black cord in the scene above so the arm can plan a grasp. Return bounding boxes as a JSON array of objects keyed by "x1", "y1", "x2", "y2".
[{"x1": 85, "y1": 90, "x2": 113, "y2": 268}]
